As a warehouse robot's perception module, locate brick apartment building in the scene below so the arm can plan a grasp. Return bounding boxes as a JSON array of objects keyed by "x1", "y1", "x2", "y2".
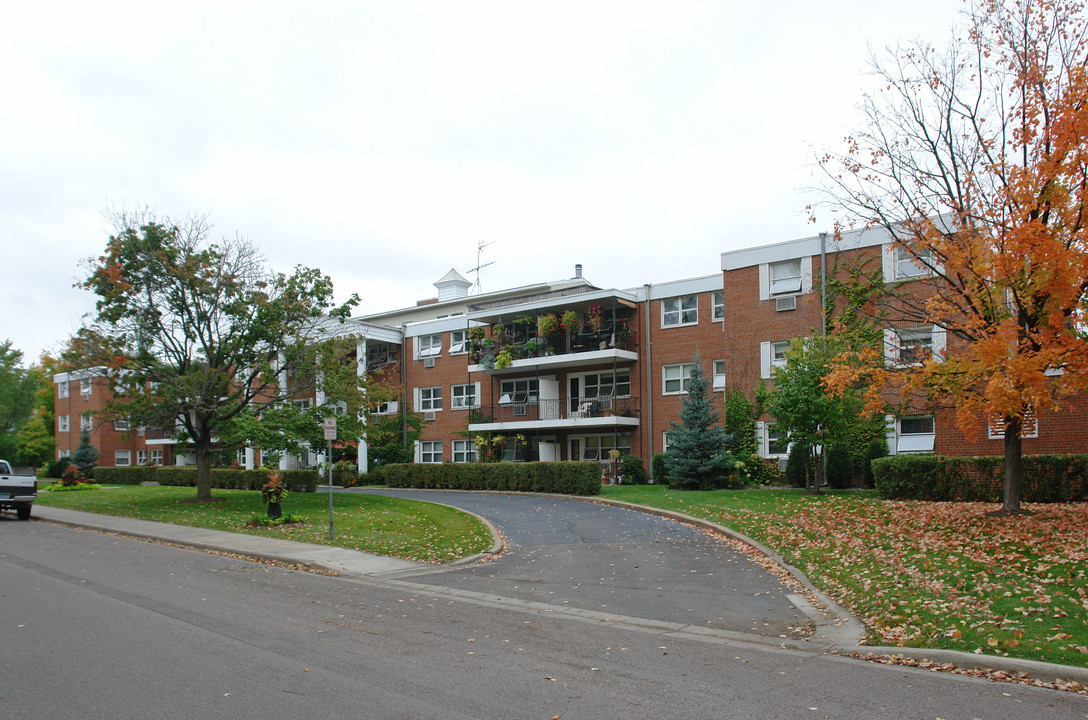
[{"x1": 55, "y1": 227, "x2": 1088, "y2": 476}]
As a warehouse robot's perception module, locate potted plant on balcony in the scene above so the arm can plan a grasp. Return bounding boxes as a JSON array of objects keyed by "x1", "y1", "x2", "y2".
[
  {"x1": 585, "y1": 303, "x2": 604, "y2": 333},
  {"x1": 495, "y1": 349, "x2": 515, "y2": 369},
  {"x1": 538, "y1": 314, "x2": 559, "y2": 338},
  {"x1": 560, "y1": 309, "x2": 580, "y2": 334},
  {"x1": 524, "y1": 338, "x2": 542, "y2": 357}
]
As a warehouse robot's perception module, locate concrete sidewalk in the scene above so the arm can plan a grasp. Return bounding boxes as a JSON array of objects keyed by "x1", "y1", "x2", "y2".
[{"x1": 32, "y1": 505, "x2": 426, "y2": 577}]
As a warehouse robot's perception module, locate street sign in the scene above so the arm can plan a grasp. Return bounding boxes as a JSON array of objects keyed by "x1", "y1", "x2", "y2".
[{"x1": 323, "y1": 417, "x2": 337, "y2": 441}]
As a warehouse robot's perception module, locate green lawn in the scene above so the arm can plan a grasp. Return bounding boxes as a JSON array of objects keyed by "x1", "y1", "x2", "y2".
[
  {"x1": 602, "y1": 485, "x2": 1088, "y2": 669},
  {"x1": 36, "y1": 485, "x2": 493, "y2": 565}
]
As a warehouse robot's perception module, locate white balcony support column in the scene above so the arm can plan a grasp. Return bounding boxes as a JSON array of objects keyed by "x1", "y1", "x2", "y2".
[
  {"x1": 356, "y1": 339, "x2": 369, "y2": 474},
  {"x1": 244, "y1": 446, "x2": 255, "y2": 470}
]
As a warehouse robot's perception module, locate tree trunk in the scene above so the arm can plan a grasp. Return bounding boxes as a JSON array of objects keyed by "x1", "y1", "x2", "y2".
[
  {"x1": 1003, "y1": 415, "x2": 1023, "y2": 513},
  {"x1": 194, "y1": 434, "x2": 213, "y2": 501}
]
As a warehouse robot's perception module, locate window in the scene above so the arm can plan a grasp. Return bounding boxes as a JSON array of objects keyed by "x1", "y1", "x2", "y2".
[
  {"x1": 712, "y1": 359, "x2": 726, "y2": 390},
  {"x1": 712, "y1": 290, "x2": 725, "y2": 321},
  {"x1": 419, "y1": 440, "x2": 443, "y2": 463},
  {"x1": 988, "y1": 409, "x2": 1039, "y2": 439},
  {"x1": 582, "y1": 370, "x2": 631, "y2": 399},
  {"x1": 115, "y1": 449, "x2": 131, "y2": 466},
  {"x1": 80, "y1": 415, "x2": 92, "y2": 431},
  {"x1": 571, "y1": 433, "x2": 632, "y2": 461},
  {"x1": 663, "y1": 363, "x2": 694, "y2": 394},
  {"x1": 418, "y1": 387, "x2": 442, "y2": 412},
  {"x1": 452, "y1": 439, "x2": 476, "y2": 463},
  {"x1": 417, "y1": 334, "x2": 442, "y2": 358},
  {"x1": 58, "y1": 449, "x2": 70, "y2": 460},
  {"x1": 136, "y1": 450, "x2": 147, "y2": 466},
  {"x1": 662, "y1": 295, "x2": 698, "y2": 327},
  {"x1": 58, "y1": 415, "x2": 69, "y2": 433},
  {"x1": 80, "y1": 378, "x2": 92, "y2": 398},
  {"x1": 897, "y1": 415, "x2": 935, "y2": 453},
  {"x1": 760, "y1": 341, "x2": 794, "y2": 379},
  {"x1": 769, "y1": 259, "x2": 802, "y2": 295},
  {"x1": 886, "y1": 327, "x2": 945, "y2": 366},
  {"x1": 150, "y1": 448, "x2": 163, "y2": 465},
  {"x1": 374, "y1": 401, "x2": 399, "y2": 415},
  {"x1": 451, "y1": 383, "x2": 478, "y2": 409},
  {"x1": 499, "y1": 378, "x2": 538, "y2": 404},
  {"x1": 58, "y1": 382, "x2": 69, "y2": 399},
  {"x1": 449, "y1": 330, "x2": 468, "y2": 354},
  {"x1": 895, "y1": 245, "x2": 934, "y2": 279},
  {"x1": 766, "y1": 423, "x2": 789, "y2": 456},
  {"x1": 115, "y1": 418, "x2": 130, "y2": 431}
]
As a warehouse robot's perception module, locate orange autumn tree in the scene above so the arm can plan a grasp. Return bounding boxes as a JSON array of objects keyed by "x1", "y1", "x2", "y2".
[{"x1": 816, "y1": 0, "x2": 1088, "y2": 513}]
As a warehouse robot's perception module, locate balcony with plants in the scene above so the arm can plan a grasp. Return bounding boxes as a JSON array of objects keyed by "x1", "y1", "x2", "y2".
[
  {"x1": 467, "y1": 394, "x2": 640, "y2": 432},
  {"x1": 466, "y1": 302, "x2": 637, "y2": 374}
]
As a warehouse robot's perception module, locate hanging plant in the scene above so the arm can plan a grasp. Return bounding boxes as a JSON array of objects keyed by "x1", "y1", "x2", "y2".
[
  {"x1": 585, "y1": 303, "x2": 605, "y2": 332},
  {"x1": 495, "y1": 349, "x2": 515, "y2": 369},
  {"x1": 538, "y1": 314, "x2": 559, "y2": 337},
  {"x1": 560, "y1": 310, "x2": 579, "y2": 333}
]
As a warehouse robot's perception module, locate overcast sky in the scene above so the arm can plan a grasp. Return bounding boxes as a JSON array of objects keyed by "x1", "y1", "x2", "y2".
[{"x1": 2, "y1": 0, "x2": 966, "y2": 364}]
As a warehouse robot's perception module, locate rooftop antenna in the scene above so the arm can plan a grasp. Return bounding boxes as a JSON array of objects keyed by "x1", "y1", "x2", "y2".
[{"x1": 466, "y1": 240, "x2": 495, "y2": 295}]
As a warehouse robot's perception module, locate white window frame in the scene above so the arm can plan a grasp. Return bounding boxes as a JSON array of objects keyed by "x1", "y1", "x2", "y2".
[
  {"x1": 80, "y1": 415, "x2": 92, "y2": 432},
  {"x1": 416, "y1": 386, "x2": 442, "y2": 412},
  {"x1": 663, "y1": 363, "x2": 694, "y2": 394},
  {"x1": 760, "y1": 341, "x2": 792, "y2": 379},
  {"x1": 883, "y1": 243, "x2": 942, "y2": 282},
  {"x1": 570, "y1": 433, "x2": 631, "y2": 461},
  {"x1": 58, "y1": 382, "x2": 69, "y2": 399},
  {"x1": 58, "y1": 449, "x2": 71, "y2": 460},
  {"x1": 499, "y1": 378, "x2": 538, "y2": 405},
  {"x1": 418, "y1": 440, "x2": 443, "y2": 464},
  {"x1": 451, "y1": 383, "x2": 480, "y2": 410},
  {"x1": 374, "y1": 400, "x2": 399, "y2": 416},
  {"x1": 712, "y1": 359, "x2": 726, "y2": 390},
  {"x1": 449, "y1": 329, "x2": 468, "y2": 355},
  {"x1": 988, "y1": 409, "x2": 1039, "y2": 440},
  {"x1": 896, "y1": 415, "x2": 935, "y2": 453},
  {"x1": 115, "y1": 449, "x2": 131, "y2": 466},
  {"x1": 578, "y1": 369, "x2": 631, "y2": 400},
  {"x1": 115, "y1": 418, "x2": 130, "y2": 431},
  {"x1": 757, "y1": 421, "x2": 789, "y2": 457},
  {"x1": 136, "y1": 450, "x2": 147, "y2": 466},
  {"x1": 759, "y1": 257, "x2": 813, "y2": 300},
  {"x1": 452, "y1": 439, "x2": 476, "y2": 463},
  {"x1": 885, "y1": 326, "x2": 946, "y2": 367},
  {"x1": 768, "y1": 258, "x2": 803, "y2": 296},
  {"x1": 58, "y1": 415, "x2": 70, "y2": 433},
  {"x1": 662, "y1": 295, "x2": 698, "y2": 327},
  {"x1": 80, "y1": 378, "x2": 92, "y2": 398},
  {"x1": 150, "y1": 448, "x2": 163, "y2": 465},
  {"x1": 712, "y1": 290, "x2": 725, "y2": 321},
  {"x1": 416, "y1": 334, "x2": 442, "y2": 359}
]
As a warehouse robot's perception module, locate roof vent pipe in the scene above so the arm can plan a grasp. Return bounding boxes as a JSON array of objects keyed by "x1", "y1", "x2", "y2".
[{"x1": 575, "y1": 264, "x2": 583, "y2": 279}]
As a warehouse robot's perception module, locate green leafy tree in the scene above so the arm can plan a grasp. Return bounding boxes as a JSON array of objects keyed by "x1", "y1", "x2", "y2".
[
  {"x1": 664, "y1": 355, "x2": 735, "y2": 490},
  {"x1": 15, "y1": 354, "x2": 60, "y2": 467},
  {"x1": 71, "y1": 430, "x2": 100, "y2": 476},
  {"x1": 0, "y1": 340, "x2": 37, "y2": 463},
  {"x1": 67, "y1": 211, "x2": 359, "y2": 501},
  {"x1": 769, "y1": 337, "x2": 866, "y2": 493}
]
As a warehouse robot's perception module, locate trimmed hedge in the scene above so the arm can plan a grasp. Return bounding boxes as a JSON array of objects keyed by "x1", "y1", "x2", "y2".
[
  {"x1": 381, "y1": 462, "x2": 602, "y2": 496},
  {"x1": 91, "y1": 466, "x2": 320, "y2": 493},
  {"x1": 872, "y1": 454, "x2": 1088, "y2": 502}
]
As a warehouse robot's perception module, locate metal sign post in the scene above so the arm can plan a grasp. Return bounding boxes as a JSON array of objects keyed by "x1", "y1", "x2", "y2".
[{"x1": 323, "y1": 417, "x2": 337, "y2": 540}]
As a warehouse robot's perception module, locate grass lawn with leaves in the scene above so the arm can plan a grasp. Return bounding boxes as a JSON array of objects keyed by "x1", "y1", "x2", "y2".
[
  {"x1": 36, "y1": 485, "x2": 493, "y2": 564},
  {"x1": 602, "y1": 485, "x2": 1088, "y2": 669}
]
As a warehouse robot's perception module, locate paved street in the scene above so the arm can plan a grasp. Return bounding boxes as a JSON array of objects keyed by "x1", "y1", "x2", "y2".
[{"x1": 4, "y1": 517, "x2": 1087, "y2": 719}]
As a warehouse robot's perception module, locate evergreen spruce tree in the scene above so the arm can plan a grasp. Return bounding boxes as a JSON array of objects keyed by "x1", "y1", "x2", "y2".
[
  {"x1": 71, "y1": 429, "x2": 100, "y2": 477},
  {"x1": 664, "y1": 356, "x2": 735, "y2": 490}
]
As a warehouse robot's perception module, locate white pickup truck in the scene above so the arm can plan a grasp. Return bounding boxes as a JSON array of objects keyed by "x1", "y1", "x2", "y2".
[{"x1": 0, "y1": 460, "x2": 36, "y2": 520}]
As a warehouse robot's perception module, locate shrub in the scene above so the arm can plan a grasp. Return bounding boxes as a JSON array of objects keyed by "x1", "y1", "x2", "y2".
[
  {"x1": 152, "y1": 467, "x2": 320, "y2": 493},
  {"x1": 785, "y1": 443, "x2": 811, "y2": 488},
  {"x1": 651, "y1": 453, "x2": 668, "y2": 484},
  {"x1": 872, "y1": 453, "x2": 1088, "y2": 502},
  {"x1": 619, "y1": 455, "x2": 648, "y2": 484},
  {"x1": 47, "y1": 457, "x2": 73, "y2": 479},
  {"x1": 93, "y1": 465, "x2": 159, "y2": 485},
  {"x1": 862, "y1": 438, "x2": 889, "y2": 488},
  {"x1": 826, "y1": 443, "x2": 854, "y2": 489},
  {"x1": 382, "y1": 461, "x2": 600, "y2": 495}
]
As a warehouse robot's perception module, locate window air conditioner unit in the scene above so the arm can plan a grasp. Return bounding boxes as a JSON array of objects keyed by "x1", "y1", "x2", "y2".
[
  {"x1": 775, "y1": 295, "x2": 797, "y2": 312},
  {"x1": 423, "y1": 357, "x2": 435, "y2": 368},
  {"x1": 424, "y1": 411, "x2": 436, "y2": 422}
]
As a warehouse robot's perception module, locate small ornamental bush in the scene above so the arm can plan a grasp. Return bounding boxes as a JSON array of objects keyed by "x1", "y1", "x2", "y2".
[
  {"x1": 619, "y1": 455, "x2": 648, "y2": 484},
  {"x1": 825, "y1": 443, "x2": 854, "y2": 489}
]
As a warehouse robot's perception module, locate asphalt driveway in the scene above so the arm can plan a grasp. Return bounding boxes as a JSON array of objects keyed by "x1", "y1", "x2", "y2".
[{"x1": 357, "y1": 490, "x2": 812, "y2": 641}]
